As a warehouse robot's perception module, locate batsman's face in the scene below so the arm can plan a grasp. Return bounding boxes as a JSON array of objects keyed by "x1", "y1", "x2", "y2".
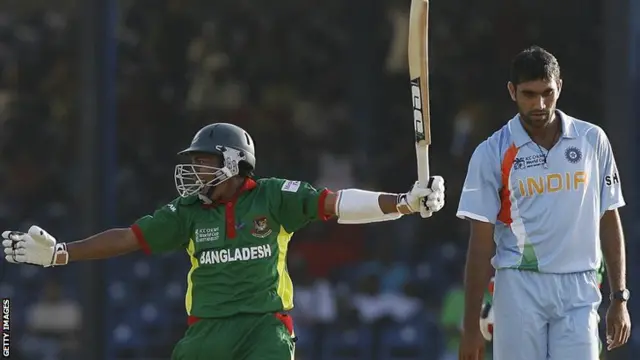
[
  {"x1": 190, "y1": 154, "x2": 222, "y2": 183},
  {"x1": 508, "y1": 78, "x2": 562, "y2": 129},
  {"x1": 175, "y1": 152, "x2": 235, "y2": 199},
  {"x1": 189, "y1": 153, "x2": 241, "y2": 201}
]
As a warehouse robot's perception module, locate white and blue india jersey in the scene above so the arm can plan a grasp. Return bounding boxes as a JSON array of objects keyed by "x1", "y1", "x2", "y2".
[{"x1": 456, "y1": 110, "x2": 625, "y2": 273}]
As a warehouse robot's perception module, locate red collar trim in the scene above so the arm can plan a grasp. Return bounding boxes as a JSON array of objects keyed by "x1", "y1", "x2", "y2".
[{"x1": 202, "y1": 178, "x2": 257, "y2": 208}]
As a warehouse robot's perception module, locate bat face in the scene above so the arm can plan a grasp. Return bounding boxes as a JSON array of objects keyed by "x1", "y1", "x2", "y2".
[
  {"x1": 409, "y1": 0, "x2": 431, "y2": 186},
  {"x1": 408, "y1": 0, "x2": 431, "y2": 148},
  {"x1": 411, "y1": 78, "x2": 426, "y2": 144}
]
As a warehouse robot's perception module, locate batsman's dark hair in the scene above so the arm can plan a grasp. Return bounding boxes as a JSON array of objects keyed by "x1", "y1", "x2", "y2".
[{"x1": 510, "y1": 46, "x2": 561, "y2": 86}]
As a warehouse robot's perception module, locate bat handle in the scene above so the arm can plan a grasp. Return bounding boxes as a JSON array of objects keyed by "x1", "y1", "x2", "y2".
[
  {"x1": 419, "y1": 189, "x2": 432, "y2": 218},
  {"x1": 416, "y1": 146, "x2": 431, "y2": 218},
  {"x1": 417, "y1": 175, "x2": 432, "y2": 218},
  {"x1": 419, "y1": 207, "x2": 431, "y2": 218}
]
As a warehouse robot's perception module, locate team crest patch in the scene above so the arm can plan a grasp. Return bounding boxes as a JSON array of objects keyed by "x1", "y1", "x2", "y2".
[
  {"x1": 251, "y1": 217, "x2": 273, "y2": 238},
  {"x1": 564, "y1": 146, "x2": 582, "y2": 164}
]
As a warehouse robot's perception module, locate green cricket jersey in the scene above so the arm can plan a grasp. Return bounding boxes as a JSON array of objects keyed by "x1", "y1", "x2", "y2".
[{"x1": 131, "y1": 177, "x2": 330, "y2": 320}]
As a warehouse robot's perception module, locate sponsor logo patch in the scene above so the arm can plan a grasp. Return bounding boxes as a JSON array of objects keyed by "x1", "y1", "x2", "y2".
[{"x1": 281, "y1": 180, "x2": 301, "y2": 192}]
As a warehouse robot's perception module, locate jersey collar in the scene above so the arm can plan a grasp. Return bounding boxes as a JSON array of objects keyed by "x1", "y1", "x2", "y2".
[
  {"x1": 202, "y1": 178, "x2": 257, "y2": 208},
  {"x1": 508, "y1": 109, "x2": 578, "y2": 148}
]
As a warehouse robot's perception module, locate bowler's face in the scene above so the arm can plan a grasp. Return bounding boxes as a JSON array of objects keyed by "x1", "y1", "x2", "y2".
[{"x1": 508, "y1": 78, "x2": 562, "y2": 129}]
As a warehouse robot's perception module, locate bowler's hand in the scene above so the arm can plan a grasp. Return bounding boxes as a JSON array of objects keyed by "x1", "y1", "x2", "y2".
[
  {"x1": 606, "y1": 301, "x2": 631, "y2": 351},
  {"x1": 459, "y1": 329, "x2": 485, "y2": 360}
]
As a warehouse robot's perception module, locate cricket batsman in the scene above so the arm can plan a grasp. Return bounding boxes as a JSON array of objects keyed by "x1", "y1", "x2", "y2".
[
  {"x1": 2, "y1": 122, "x2": 446, "y2": 360},
  {"x1": 456, "y1": 46, "x2": 631, "y2": 360}
]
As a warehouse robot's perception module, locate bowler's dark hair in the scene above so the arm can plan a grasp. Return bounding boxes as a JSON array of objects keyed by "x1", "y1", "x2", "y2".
[{"x1": 510, "y1": 46, "x2": 561, "y2": 86}]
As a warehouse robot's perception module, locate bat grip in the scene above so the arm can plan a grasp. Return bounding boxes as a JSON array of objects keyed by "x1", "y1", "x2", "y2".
[
  {"x1": 416, "y1": 145, "x2": 431, "y2": 218},
  {"x1": 419, "y1": 185, "x2": 432, "y2": 218}
]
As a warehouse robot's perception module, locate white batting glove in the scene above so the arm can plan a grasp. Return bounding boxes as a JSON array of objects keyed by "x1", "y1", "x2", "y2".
[
  {"x1": 397, "y1": 176, "x2": 445, "y2": 218},
  {"x1": 2, "y1": 226, "x2": 68, "y2": 267}
]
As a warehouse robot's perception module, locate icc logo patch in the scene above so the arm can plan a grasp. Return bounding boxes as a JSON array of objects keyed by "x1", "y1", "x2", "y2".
[
  {"x1": 251, "y1": 217, "x2": 273, "y2": 238},
  {"x1": 564, "y1": 147, "x2": 582, "y2": 164},
  {"x1": 513, "y1": 158, "x2": 526, "y2": 170}
]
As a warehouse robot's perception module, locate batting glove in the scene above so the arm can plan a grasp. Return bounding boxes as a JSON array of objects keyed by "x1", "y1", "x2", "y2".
[
  {"x1": 2, "y1": 226, "x2": 68, "y2": 267},
  {"x1": 397, "y1": 176, "x2": 445, "y2": 218}
]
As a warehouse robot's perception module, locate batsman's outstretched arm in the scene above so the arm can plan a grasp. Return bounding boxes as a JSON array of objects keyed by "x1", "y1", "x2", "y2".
[
  {"x1": 322, "y1": 176, "x2": 445, "y2": 224},
  {"x1": 2, "y1": 226, "x2": 141, "y2": 267},
  {"x1": 66, "y1": 228, "x2": 140, "y2": 262}
]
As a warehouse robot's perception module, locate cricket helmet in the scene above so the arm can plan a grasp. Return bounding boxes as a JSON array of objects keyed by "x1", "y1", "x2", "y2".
[{"x1": 174, "y1": 123, "x2": 256, "y2": 198}]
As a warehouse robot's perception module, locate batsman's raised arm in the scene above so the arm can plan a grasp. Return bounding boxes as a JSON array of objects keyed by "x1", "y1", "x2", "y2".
[{"x1": 322, "y1": 178, "x2": 445, "y2": 224}]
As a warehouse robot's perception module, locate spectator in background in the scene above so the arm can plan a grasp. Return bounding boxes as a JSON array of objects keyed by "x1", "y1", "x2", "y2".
[
  {"x1": 22, "y1": 280, "x2": 82, "y2": 360},
  {"x1": 289, "y1": 253, "x2": 337, "y2": 327},
  {"x1": 357, "y1": 240, "x2": 411, "y2": 294},
  {"x1": 351, "y1": 273, "x2": 423, "y2": 325}
]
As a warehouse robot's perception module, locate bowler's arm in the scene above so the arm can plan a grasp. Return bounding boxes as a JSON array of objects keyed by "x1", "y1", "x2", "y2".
[
  {"x1": 456, "y1": 140, "x2": 501, "y2": 336},
  {"x1": 463, "y1": 220, "x2": 496, "y2": 334},
  {"x1": 596, "y1": 128, "x2": 627, "y2": 295},
  {"x1": 600, "y1": 209, "x2": 626, "y2": 294}
]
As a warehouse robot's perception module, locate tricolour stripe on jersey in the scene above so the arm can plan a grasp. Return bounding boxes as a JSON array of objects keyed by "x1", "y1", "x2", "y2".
[
  {"x1": 498, "y1": 144, "x2": 518, "y2": 225},
  {"x1": 497, "y1": 143, "x2": 540, "y2": 271},
  {"x1": 185, "y1": 239, "x2": 199, "y2": 314},
  {"x1": 276, "y1": 226, "x2": 294, "y2": 310}
]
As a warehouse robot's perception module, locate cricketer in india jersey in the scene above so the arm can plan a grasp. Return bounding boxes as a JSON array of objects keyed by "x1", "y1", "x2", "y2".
[{"x1": 457, "y1": 110, "x2": 625, "y2": 360}]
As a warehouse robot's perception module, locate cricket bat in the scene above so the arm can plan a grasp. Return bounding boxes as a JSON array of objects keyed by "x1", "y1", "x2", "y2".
[{"x1": 408, "y1": 0, "x2": 432, "y2": 217}]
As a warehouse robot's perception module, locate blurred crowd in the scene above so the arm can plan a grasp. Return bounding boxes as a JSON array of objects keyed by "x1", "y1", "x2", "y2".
[{"x1": 0, "y1": 0, "x2": 633, "y2": 359}]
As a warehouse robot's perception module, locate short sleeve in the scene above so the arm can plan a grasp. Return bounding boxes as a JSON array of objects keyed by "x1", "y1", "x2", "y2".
[
  {"x1": 131, "y1": 198, "x2": 190, "y2": 254},
  {"x1": 596, "y1": 129, "x2": 625, "y2": 215},
  {"x1": 456, "y1": 141, "x2": 502, "y2": 224},
  {"x1": 267, "y1": 179, "x2": 331, "y2": 233}
]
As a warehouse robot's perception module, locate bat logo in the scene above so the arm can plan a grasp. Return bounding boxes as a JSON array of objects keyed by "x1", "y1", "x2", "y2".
[{"x1": 411, "y1": 78, "x2": 426, "y2": 143}]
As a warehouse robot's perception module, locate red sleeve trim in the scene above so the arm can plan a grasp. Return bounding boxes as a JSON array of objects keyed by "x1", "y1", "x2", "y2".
[
  {"x1": 187, "y1": 315, "x2": 200, "y2": 326},
  {"x1": 318, "y1": 189, "x2": 332, "y2": 221},
  {"x1": 131, "y1": 223, "x2": 152, "y2": 255}
]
